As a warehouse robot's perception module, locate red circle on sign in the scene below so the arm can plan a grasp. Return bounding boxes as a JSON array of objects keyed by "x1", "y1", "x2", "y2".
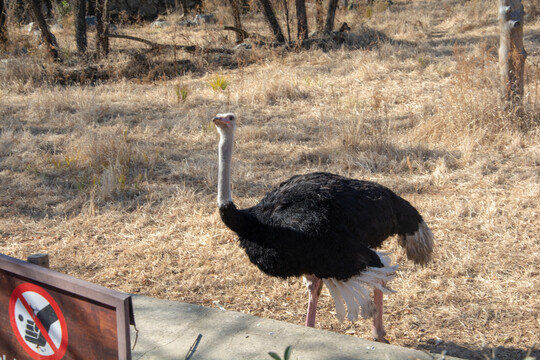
[{"x1": 9, "y1": 283, "x2": 69, "y2": 360}]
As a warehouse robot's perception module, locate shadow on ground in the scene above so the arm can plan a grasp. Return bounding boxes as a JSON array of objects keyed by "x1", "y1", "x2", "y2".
[{"x1": 416, "y1": 339, "x2": 539, "y2": 360}]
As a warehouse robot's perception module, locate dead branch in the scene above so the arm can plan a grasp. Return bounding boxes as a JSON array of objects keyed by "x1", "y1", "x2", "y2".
[
  {"x1": 106, "y1": 33, "x2": 234, "y2": 54},
  {"x1": 223, "y1": 26, "x2": 250, "y2": 40}
]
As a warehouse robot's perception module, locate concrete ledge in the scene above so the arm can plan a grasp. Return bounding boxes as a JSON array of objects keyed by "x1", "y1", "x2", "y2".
[{"x1": 130, "y1": 295, "x2": 461, "y2": 360}]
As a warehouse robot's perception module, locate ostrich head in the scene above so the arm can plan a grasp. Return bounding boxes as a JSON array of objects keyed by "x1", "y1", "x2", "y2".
[
  {"x1": 213, "y1": 113, "x2": 237, "y2": 207},
  {"x1": 213, "y1": 113, "x2": 237, "y2": 138}
]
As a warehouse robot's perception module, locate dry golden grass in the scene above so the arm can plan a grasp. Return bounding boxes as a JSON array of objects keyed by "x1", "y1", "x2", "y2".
[{"x1": 1, "y1": 1, "x2": 539, "y2": 359}]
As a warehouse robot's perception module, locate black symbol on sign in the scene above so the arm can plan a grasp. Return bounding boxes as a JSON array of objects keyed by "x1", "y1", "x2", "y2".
[
  {"x1": 23, "y1": 318, "x2": 46, "y2": 348},
  {"x1": 18, "y1": 304, "x2": 59, "y2": 349}
]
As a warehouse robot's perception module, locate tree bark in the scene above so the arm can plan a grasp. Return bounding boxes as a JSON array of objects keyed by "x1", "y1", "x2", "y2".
[
  {"x1": 88, "y1": 0, "x2": 96, "y2": 16},
  {"x1": 324, "y1": 0, "x2": 339, "y2": 33},
  {"x1": 228, "y1": 0, "x2": 244, "y2": 43},
  {"x1": 295, "y1": 0, "x2": 308, "y2": 40},
  {"x1": 259, "y1": 0, "x2": 285, "y2": 43},
  {"x1": 315, "y1": 0, "x2": 324, "y2": 32},
  {"x1": 282, "y1": 0, "x2": 291, "y2": 42},
  {"x1": 74, "y1": 0, "x2": 87, "y2": 54},
  {"x1": 498, "y1": 0, "x2": 527, "y2": 107},
  {"x1": 24, "y1": 0, "x2": 59, "y2": 59},
  {"x1": 0, "y1": 0, "x2": 7, "y2": 44},
  {"x1": 95, "y1": 0, "x2": 109, "y2": 58},
  {"x1": 43, "y1": 0, "x2": 52, "y2": 18}
]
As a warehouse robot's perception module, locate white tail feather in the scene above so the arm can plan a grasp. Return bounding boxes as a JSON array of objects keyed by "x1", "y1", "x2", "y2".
[
  {"x1": 323, "y1": 279, "x2": 347, "y2": 321},
  {"x1": 376, "y1": 251, "x2": 393, "y2": 267},
  {"x1": 334, "y1": 281, "x2": 361, "y2": 321},
  {"x1": 322, "y1": 251, "x2": 397, "y2": 322},
  {"x1": 347, "y1": 281, "x2": 375, "y2": 318},
  {"x1": 350, "y1": 277, "x2": 395, "y2": 295}
]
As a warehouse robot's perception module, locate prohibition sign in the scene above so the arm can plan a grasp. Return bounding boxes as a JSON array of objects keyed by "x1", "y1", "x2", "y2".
[{"x1": 9, "y1": 283, "x2": 69, "y2": 360}]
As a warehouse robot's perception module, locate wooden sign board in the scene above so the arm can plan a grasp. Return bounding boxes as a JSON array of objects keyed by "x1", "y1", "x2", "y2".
[{"x1": 0, "y1": 253, "x2": 134, "y2": 360}]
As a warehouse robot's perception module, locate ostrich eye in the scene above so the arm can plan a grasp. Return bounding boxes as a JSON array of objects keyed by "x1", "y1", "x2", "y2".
[{"x1": 227, "y1": 115, "x2": 234, "y2": 121}]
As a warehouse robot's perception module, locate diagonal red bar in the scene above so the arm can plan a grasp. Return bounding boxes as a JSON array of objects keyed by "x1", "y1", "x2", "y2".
[{"x1": 16, "y1": 290, "x2": 60, "y2": 353}]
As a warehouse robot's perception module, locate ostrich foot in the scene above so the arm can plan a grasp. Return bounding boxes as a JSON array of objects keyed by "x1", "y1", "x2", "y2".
[{"x1": 372, "y1": 335, "x2": 390, "y2": 344}]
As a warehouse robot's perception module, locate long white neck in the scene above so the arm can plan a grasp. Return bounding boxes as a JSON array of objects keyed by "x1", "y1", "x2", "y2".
[{"x1": 217, "y1": 131, "x2": 234, "y2": 206}]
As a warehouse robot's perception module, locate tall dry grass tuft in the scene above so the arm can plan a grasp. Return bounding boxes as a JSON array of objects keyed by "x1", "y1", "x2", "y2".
[
  {"x1": 0, "y1": 57, "x2": 45, "y2": 88},
  {"x1": 38, "y1": 129, "x2": 147, "y2": 208},
  {"x1": 415, "y1": 43, "x2": 539, "y2": 148},
  {"x1": 337, "y1": 109, "x2": 391, "y2": 155}
]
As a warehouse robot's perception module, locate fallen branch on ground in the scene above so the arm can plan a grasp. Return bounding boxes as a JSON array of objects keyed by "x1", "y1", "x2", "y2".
[
  {"x1": 106, "y1": 33, "x2": 234, "y2": 54},
  {"x1": 223, "y1": 26, "x2": 251, "y2": 40},
  {"x1": 223, "y1": 22, "x2": 352, "y2": 50},
  {"x1": 107, "y1": 22, "x2": 355, "y2": 55}
]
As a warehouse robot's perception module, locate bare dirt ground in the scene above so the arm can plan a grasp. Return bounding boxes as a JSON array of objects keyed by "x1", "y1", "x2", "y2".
[{"x1": 1, "y1": 1, "x2": 539, "y2": 359}]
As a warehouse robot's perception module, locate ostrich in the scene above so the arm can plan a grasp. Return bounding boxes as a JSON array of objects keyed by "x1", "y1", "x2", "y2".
[{"x1": 213, "y1": 113, "x2": 434, "y2": 342}]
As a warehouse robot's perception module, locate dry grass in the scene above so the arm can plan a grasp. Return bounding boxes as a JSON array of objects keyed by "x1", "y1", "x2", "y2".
[{"x1": 1, "y1": 1, "x2": 539, "y2": 359}]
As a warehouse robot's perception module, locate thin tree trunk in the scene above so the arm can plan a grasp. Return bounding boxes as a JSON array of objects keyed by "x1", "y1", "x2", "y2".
[
  {"x1": 178, "y1": 0, "x2": 186, "y2": 14},
  {"x1": 15, "y1": 0, "x2": 25, "y2": 23},
  {"x1": 74, "y1": 0, "x2": 87, "y2": 54},
  {"x1": 324, "y1": 0, "x2": 339, "y2": 33},
  {"x1": 282, "y1": 0, "x2": 291, "y2": 42},
  {"x1": 259, "y1": 0, "x2": 285, "y2": 43},
  {"x1": 295, "y1": 0, "x2": 308, "y2": 40},
  {"x1": 95, "y1": 0, "x2": 109, "y2": 58},
  {"x1": 228, "y1": 0, "x2": 244, "y2": 43},
  {"x1": 0, "y1": 0, "x2": 7, "y2": 44},
  {"x1": 88, "y1": 0, "x2": 95, "y2": 16},
  {"x1": 498, "y1": 0, "x2": 527, "y2": 108},
  {"x1": 43, "y1": 0, "x2": 52, "y2": 18},
  {"x1": 24, "y1": 0, "x2": 59, "y2": 59},
  {"x1": 315, "y1": 0, "x2": 323, "y2": 32}
]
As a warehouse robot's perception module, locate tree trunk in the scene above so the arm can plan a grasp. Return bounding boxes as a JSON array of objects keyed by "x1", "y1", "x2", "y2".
[
  {"x1": 178, "y1": 0, "x2": 186, "y2": 14},
  {"x1": 498, "y1": 0, "x2": 527, "y2": 108},
  {"x1": 259, "y1": 0, "x2": 285, "y2": 43},
  {"x1": 295, "y1": 0, "x2": 308, "y2": 40},
  {"x1": 324, "y1": 0, "x2": 339, "y2": 33},
  {"x1": 74, "y1": 0, "x2": 87, "y2": 54},
  {"x1": 43, "y1": 0, "x2": 52, "y2": 18},
  {"x1": 315, "y1": 0, "x2": 323, "y2": 32},
  {"x1": 24, "y1": 0, "x2": 59, "y2": 59},
  {"x1": 0, "y1": 0, "x2": 7, "y2": 44},
  {"x1": 95, "y1": 0, "x2": 109, "y2": 58},
  {"x1": 88, "y1": 0, "x2": 96, "y2": 16},
  {"x1": 282, "y1": 0, "x2": 291, "y2": 42},
  {"x1": 228, "y1": 0, "x2": 244, "y2": 43}
]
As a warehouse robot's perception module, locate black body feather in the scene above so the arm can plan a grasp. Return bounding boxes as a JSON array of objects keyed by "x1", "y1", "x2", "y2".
[{"x1": 219, "y1": 172, "x2": 423, "y2": 281}]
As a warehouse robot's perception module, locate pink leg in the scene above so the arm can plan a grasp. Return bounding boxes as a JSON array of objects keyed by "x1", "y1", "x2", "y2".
[
  {"x1": 304, "y1": 274, "x2": 322, "y2": 327},
  {"x1": 372, "y1": 285, "x2": 389, "y2": 343}
]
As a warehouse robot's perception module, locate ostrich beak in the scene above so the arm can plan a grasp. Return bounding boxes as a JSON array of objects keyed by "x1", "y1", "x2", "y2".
[{"x1": 213, "y1": 116, "x2": 230, "y2": 127}]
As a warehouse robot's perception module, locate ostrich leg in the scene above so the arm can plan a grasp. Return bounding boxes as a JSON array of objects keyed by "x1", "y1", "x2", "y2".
[
  {"x1": 304, "y1": 274, "x2": 322, "y2": 327},
  {"x1": 372, "y1": 285, "x2": 389, "y2": 343}
]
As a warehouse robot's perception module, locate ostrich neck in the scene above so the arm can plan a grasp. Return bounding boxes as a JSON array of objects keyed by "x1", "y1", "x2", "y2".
[
  {"x1": 217, "y1": 131, "x2": 259, "y2": 237},
  {"x1": 217, "y1": 133, "x2": 234, "y2": 206}
]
